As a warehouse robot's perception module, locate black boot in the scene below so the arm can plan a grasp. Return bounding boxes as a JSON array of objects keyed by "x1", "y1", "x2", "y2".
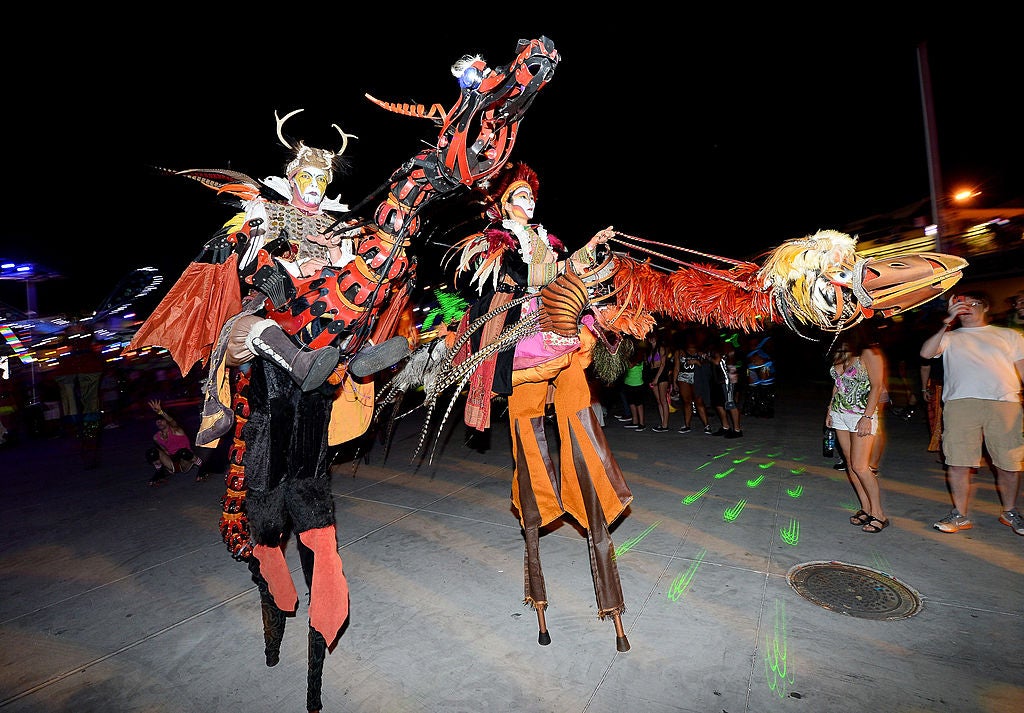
[
  {"x1": 247, "y1": 319, "x2": 340, "y2": 391},
  {"x1": 347, "y1": 336, "x2": 411, "y2": 378},
  {"x1": 307, "y1": 624, "x2": 327, "y2": 713}
]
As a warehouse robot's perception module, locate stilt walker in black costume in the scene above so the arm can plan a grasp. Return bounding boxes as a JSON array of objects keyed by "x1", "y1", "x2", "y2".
[
  {"x1": 128, "y1": 112, "x2": 361, "y2": 713},
  {"x1": 128, "y1": 38, "x2": 563, "y2": 712}
]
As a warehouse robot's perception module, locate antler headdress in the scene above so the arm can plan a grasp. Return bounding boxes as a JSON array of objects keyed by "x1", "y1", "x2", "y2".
[{"x1": 275, "y1": 108, "x2": 357, "y2": 184}]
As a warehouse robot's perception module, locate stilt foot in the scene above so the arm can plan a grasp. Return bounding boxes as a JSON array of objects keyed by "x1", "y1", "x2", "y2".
[
  {"x1": 536, "y1": 607, "x2": 550, "y2": 646},
  {"x1": 613, "y1": 613, "x2": 630, "y2": 652}
]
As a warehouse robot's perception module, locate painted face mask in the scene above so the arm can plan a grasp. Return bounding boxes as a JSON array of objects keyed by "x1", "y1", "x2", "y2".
[
  {"x1": 505, "y1": 185, "x2": 536, "y2": 222},
  {"x1": 290, "y1": 166, "x2": 329, "y2": 211}
]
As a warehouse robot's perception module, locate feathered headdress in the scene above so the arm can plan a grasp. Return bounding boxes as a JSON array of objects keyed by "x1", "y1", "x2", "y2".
[
  {"x1": 444, "y1": 162, "x2": 546, "y2": 293},
  {"x1": 481, "y1": 162, "x2": 540, "y2": 221}
]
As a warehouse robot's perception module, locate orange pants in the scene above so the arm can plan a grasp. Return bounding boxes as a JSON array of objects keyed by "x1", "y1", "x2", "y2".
[{"x1": 508, "y1": 352, "x2": 633, "y2": 618}]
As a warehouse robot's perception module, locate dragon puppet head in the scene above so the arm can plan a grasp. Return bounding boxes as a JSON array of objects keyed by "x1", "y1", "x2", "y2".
[
  {"x1": 365, "y1": 37, "x2": 559, "y2": 192},
  {"x1": 760, "y1": 229, "x2": 968, "y2": 335},
  {"x1": 437, "y1": 37, "x2": 559, "y2": 187}
]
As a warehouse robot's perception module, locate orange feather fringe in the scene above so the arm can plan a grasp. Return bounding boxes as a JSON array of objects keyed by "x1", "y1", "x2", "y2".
[{"x1": 604, "y1": 256, "x2": 774, "y2": 336}]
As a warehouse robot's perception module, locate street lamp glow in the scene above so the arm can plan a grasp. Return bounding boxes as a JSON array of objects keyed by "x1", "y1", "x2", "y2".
[{"x1": 952, "y1": 189, "x2": 981, "y2": 202}]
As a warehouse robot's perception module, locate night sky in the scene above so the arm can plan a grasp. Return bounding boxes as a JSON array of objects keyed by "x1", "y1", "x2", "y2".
[{"x1": 2, "y1": 18, "x2": 1020, "y2": 317}]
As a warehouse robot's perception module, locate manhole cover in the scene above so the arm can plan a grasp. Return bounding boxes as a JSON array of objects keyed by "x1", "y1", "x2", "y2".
[{"x1": 787, "y1": 561, "x2": 923, "y2": 620}]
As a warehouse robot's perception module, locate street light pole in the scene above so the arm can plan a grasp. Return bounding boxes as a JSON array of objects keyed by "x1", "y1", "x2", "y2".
[{"x1": 917, "y1": 41, "x2": 945, "y2": 253}]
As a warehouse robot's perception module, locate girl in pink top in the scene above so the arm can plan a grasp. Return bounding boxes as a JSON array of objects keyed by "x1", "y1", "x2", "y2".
[{"x1": 147, "y1": 399, "x2": 204, "y2": 484}]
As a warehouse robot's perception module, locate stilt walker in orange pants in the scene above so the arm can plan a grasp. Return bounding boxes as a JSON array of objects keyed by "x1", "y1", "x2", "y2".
[
  {"x1": 508, "y1": 338, "x2": 633, "y2": 650},
  {"x1": 444, "y1": 162, "x2": 633, "y2": 649}
]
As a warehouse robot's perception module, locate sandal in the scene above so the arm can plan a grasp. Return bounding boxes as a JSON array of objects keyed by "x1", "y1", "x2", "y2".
[
  {"x1": 862, "y1": 517, "x2": 889, "y2": 533},
  {"x1": 849, "y1": 509, "x2": 870, "y2": 526}
]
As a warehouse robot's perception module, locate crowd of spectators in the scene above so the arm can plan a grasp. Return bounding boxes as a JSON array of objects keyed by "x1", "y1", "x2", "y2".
[
  {"x1": 604, "y1": 322, "x2": 777, "y2": 435},
  {"x1": 0, "y1": 341, "x2": 200, "y2": 447}
]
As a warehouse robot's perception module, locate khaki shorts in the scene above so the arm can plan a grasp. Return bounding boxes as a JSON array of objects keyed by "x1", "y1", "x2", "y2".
[{"x1": 942, "y1": 398, "x2": 1024, "y2": 471}]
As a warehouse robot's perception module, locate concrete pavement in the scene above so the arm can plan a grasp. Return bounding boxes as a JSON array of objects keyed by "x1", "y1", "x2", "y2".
[{"x1": 1, "y1": 377, "x2": 1022, "y2": 712}]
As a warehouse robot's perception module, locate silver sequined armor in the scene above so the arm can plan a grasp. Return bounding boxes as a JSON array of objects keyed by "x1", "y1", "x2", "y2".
[{"x1": 264, "y1": 203, "x2": 337, "y2": 262}]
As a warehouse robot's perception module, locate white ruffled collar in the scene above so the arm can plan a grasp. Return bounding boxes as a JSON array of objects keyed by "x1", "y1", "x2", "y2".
[{"x1": 502, "y1": 219, "x2": 552, "y2": 263}]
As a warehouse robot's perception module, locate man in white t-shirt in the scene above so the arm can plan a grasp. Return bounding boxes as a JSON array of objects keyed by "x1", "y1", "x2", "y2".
[{"x1": 921, "y1": 290, "x2": 1024, "y2": 535}]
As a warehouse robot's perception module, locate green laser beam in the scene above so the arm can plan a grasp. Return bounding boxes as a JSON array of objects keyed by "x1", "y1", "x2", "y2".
[
  {"x1": 786, "y1": 485, "x2": 804, "y2": 498},
  {"x1": 714, "y1": 467, "x2": 735, "y2": 479},
  {"x1": 422, "y1": 290, "x2": 468, "y2": 329},
  {"x1": 667, "y1": 549, "x2": 707, "y2": 602},
  {"x1": 790, "y1": 466, "x2": 807, "y2": 474},
  {"x1": 723, "y1": 499, "x2": 747, "y2": 521},
  {"x1": 733, "y1": 456, "x2": 751, "y2": 464},
  {"x1": 780, "y1": 518, "x2": 800, "y2": 545},
  {"x1": 682, "y1": 486, "x2": 710, "y2": 505},
  {"x1": 746, "y1": 473, "x2": 765, "y2": 487},
  {"x1": 870, "y1": 552, "x2": 893, "y2": 575},
  {"x1": 614, "y1": 521, "x2": 660, "y2": 558},
  {"x1": 764, "y1": 598, "x2": 796, "y2": 697},
  {"x1": 758, "y1": 461, "x2": 775, "y2": 469}
]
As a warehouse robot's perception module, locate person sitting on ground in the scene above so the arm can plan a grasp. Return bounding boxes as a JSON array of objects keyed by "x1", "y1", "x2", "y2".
[{"x1": 147, "y1": 399, "x2": 205, "y2": 485}]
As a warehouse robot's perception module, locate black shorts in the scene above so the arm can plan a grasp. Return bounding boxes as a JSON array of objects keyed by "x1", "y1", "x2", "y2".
[{"x1": 625, "y1": 384, "x2": 648, "y2": 406}]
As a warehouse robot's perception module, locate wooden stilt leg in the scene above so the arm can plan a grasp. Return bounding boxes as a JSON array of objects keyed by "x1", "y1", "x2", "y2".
[
  {"x1": 613, "y1": 612, "x2": 630, "y2": 652},
  {"x1": 536, "y1": 606, "x2": 551, "y2": 646}
]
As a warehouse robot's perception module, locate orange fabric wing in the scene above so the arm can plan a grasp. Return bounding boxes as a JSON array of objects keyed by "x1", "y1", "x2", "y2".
[{"x1": 126, "y1": 255, "x2": 243, "y2": 377}]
